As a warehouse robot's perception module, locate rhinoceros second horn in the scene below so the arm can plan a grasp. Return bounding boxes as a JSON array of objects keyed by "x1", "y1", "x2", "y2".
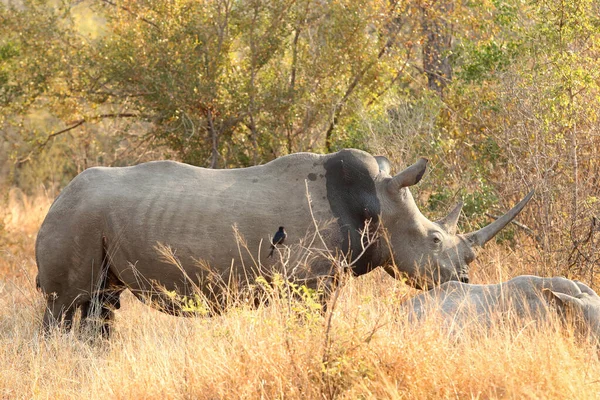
[{"x1": 436, "y1": 202, "x2": 463, "y2": 235}]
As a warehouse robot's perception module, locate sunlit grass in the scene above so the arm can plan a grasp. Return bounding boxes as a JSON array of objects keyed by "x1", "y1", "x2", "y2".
[{"x1": 1, "y1": 191, "x2": 599, "y2": 399}]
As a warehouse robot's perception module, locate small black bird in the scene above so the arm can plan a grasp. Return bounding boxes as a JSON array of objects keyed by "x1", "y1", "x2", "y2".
[{"x1": 268, "y1": 226, "x2": 287, "y2": 258}]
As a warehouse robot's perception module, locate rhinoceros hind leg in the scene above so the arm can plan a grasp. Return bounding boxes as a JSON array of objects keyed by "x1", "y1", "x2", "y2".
[{"x1": 42, "y1": 292, "x2": 87, "y2": 334}]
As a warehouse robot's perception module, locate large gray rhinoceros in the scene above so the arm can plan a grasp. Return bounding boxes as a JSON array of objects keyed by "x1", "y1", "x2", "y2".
[{"x1": 36, "y1": 149, "x2": 532, "y2": 332}]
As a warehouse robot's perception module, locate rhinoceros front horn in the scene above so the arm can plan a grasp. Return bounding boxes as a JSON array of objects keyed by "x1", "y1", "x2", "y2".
[
  {"x1": 465, "y1": 190, "x2": 535, "y2": 247},
  {"x1": 387, "y1": 158, "x2": 428, "y2": 194}
]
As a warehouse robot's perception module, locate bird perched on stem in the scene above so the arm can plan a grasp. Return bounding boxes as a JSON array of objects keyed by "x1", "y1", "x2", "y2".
[{"x1": 268, "y1": 226, "x2": 287, "y2": 258}]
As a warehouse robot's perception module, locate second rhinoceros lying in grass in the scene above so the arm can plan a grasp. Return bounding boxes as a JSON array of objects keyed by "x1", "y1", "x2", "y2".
[{"x1": 403, "y1": 275, "x2": 600, "y2": 339}]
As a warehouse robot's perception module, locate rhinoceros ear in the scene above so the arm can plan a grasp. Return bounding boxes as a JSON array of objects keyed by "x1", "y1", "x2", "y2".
[
  {"x1": 375, "y1": 156, "x2": 392, "y2": 175},
  {"x1": 542, "y1": 288, "x2": 582, "y2": 315},
  {"x1": 387, "y1": 158, "x2": 428, "y2": 194},
  {"x1": 436, "y1": 202, "x2": 463, "y2": 235}
]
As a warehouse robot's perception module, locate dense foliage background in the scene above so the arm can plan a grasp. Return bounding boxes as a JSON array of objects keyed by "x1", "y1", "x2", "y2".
[
  {"x1": 2, "y1": 2, "x2": 600, "y2": 397},
  {"x1": 1, "y1": 0, "x2": 600, "y2": 279}
]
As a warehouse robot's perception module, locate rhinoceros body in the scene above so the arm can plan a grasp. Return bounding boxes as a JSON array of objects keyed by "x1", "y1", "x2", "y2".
[
  {"x1": 36, "y1": 149, "x2": 531, "y2": 333},
  {"x1": 403, "y1": 275, "x2": 600, "y2": 339}
]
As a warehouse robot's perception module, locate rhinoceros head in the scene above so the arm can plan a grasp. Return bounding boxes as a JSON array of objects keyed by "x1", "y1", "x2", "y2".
[
  {"x1": 542, "y1": 287, "x2": 600, "y2": 340},
  {"x1": 375, "y1": 156, "x2": 534, "y2": 289}
]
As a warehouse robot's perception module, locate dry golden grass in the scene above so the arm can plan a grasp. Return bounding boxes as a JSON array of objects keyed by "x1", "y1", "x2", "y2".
[{"x1": 1, "y1": 191, "x2": 600, "y2": 399}]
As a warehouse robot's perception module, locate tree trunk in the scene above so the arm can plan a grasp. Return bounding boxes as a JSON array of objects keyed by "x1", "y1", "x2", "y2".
[
  {"x1": 207, "y1": 109, "x2": 219, "y2": 169},
  {"x1": 420, "y1": 1, "x2": 453, "y2": 96}
]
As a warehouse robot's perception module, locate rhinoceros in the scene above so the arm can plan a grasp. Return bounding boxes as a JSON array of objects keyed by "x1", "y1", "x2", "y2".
[
  {"x1": 402, "y1": 275, "x2": 600, "y2": 339},
  {"x1": 35, "y1": 149, "x2": 532, "y2": 333}
]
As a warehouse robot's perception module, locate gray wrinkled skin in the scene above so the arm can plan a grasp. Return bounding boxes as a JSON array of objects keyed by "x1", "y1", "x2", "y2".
[
  {"x1": 403, "y1": 275, "x2": 600, "y2": 340},
  {"x1": 35, "y1": 149, "x2": 529, "y2": 331}
]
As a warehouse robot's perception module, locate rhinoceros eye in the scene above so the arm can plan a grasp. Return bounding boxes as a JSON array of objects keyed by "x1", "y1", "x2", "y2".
[{"x1": 433, "y1": 237, "x2": 441, "y2": 244}]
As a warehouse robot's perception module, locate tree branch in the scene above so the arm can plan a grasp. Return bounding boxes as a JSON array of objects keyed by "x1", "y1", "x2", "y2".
[
  {"x1": 15, "y1": 113, "x2": 139, "y2": 166},
  {"x1": 206, "y1": 109, "x2": 220, "y2": 169},
  {"x1": 324, "y1": 15, "x2": 403, "y2": 151},
  {"x1": 366, "y1": 46, "x2": 413, "y2": 107},
  {"x1": 485, "y1": 212, "x2": 542, "y2": 245},
  {"x1": 100, "y1": 0, "x2": 161, "y2": 30}
]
